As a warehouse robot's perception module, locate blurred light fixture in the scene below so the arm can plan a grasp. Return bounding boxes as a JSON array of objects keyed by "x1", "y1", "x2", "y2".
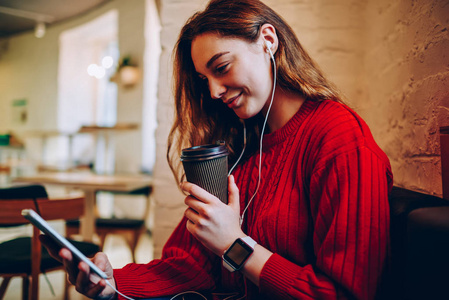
[
  {"x1": 0, "y1": 6, "x2": 54, "y2": 38},
  {"x1": 34, "y1": 22, "x2": 46, "y2": 38},
  {"x1": 102, "y1": 56, "x2": 114, "y2": 69},
  {"x1": 119, "y1": 66, "x2": 140, "y2": 87},
  {"x1": 87, "y1": 64, "x2": 106, "y2": 79},
  {"x1": 108, "y1": 56, "x2": 140, "y2": 88}
]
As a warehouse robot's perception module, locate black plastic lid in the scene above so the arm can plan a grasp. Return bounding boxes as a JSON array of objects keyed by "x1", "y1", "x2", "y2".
[{"x1": 180, "y1": 144, "x2": 228, "y2": 161}]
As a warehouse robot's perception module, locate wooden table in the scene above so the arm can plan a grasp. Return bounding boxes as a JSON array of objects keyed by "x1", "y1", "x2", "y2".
[{"x1": 14, "y1": 171, "x2": 152, "y2": 242}]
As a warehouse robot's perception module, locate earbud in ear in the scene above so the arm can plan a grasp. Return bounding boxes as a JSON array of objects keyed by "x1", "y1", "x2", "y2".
[
  {"x1": 265, "y1": 40, "x2": 273, "y2": 50},
  {"x1": 264, "y1": 40, "x2": 275, "y2": 61}
]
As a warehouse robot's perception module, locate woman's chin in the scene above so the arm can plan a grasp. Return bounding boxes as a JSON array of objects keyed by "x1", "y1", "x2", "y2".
[
  {"x1": 234, "y1": 111, "x2": 252, "y2": 120},
  {"x1": 233, "y1": 107, "x2": 257, "y2": 120}
]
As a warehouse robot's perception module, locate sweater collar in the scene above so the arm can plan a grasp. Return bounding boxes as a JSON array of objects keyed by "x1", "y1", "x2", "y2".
[{"x1": 262, "y1": 99, "x2": 317, "y2": 148}]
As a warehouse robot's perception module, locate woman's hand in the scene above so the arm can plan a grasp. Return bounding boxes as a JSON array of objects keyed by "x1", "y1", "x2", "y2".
[
  {"x1": 40, "y1": 235, "x2": 116, "y2": 300},
  {"x1": 182, "y1": 175, "x2": 245, "y2": 256}
]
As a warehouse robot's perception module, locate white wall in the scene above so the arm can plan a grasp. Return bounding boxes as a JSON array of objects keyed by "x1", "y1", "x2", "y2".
[
  {"x1": 0, "y1": 30, "x2": 59, "y2": 131},
  {"x1": 149, "y1": 0, "x2": 199, "y2": 258},
  {"x1": 0, "y1": 0, "x2": 147, "y2": 173}
]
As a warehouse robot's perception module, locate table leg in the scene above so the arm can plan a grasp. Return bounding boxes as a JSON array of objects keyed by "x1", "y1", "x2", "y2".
[{"x1": 80, "y1": 189, "x2": 96, "y2": 242}]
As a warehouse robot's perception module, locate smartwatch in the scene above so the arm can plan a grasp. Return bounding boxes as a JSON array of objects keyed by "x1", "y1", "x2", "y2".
[{"x1": 222, "y1": 236, "x2": 257, "y2": 272}]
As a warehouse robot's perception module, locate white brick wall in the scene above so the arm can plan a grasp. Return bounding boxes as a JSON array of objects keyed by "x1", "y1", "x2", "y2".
[
  {"x1": 152, "y1": 0, "x2": 206, "y2": 258},
  {"x1": 361, "y1": 0, "x2": 449, "y2": 195}
]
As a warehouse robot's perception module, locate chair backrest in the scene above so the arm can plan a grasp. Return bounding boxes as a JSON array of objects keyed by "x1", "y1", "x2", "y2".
[
  {"x1": 0, "y1": 185, "x2": 85, "y2": 300},
  {"x1": 0, "y1": 185, "x2": 49, "y2": 227},
  {"x1": 0, "y1": 196, "x2": 86, "y2": 225},
  {"x1": 0, "y1": 184, "x2": 86, "y2": 227},
  {"x1": 0, "y1": 184, "x2": 48, "y2": 199}
]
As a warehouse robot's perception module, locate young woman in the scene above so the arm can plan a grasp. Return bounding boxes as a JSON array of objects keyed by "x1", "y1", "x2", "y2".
[{"x1": 42, "y1": 0, "x2": 393, "y2": 299}]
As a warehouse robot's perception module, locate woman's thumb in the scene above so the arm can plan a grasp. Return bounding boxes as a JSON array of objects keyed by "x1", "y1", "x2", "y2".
[{"x1": 227, "y1": 175, "x2": 240, "y2": 210}]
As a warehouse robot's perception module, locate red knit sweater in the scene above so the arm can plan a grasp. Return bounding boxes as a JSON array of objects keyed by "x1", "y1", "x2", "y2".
[{"x1": 113, "y1": 100, "x2": 393, "y2": 300}]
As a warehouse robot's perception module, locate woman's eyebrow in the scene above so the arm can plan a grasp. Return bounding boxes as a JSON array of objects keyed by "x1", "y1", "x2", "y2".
[{"x1": 206, "y1": 52, "x2": 230, "y2": 69}]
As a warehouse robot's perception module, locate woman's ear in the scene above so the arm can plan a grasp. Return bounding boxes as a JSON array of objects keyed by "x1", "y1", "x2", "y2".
[{"x1": 260, "y1": 24, "x2": 278, "y2": 55}]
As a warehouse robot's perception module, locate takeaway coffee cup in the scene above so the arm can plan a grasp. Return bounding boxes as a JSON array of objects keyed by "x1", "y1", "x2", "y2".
[{"x1": 181, "y1": 144, "x2": 229, "y2": 204}]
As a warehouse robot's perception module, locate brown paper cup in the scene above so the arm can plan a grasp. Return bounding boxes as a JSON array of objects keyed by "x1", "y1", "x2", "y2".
[{"x1": 181, "y1": 144, "x2": 228, "y2": 204}]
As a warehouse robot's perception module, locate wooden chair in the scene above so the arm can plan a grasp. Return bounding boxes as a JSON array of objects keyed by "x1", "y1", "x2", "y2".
[
  {"x1": 0, "y1": 185, "x2": 100, "y2": 300},
  {"x1": 0, "y1": 165, "x2": 11, "y2": 173},
  {"x1": 66, "y1": 186, "x2": 152, "y2": 263}
]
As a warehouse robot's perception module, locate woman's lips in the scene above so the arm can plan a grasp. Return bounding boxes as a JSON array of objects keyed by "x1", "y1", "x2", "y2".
[{"x1": 225, "y1": 92, "x2": 242, "y2": 109}]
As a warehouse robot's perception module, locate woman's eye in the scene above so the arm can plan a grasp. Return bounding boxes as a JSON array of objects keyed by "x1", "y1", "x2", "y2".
[{"x1": 216, "y1": 64, "x2": 229, "y2": 74}]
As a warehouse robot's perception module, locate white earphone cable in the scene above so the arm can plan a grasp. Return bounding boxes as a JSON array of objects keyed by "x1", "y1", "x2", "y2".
[
  {"x1": 106, "y1": 280, "x2": 136, "y2": 300},
  {"x1": 239, "y1": 46, "x2": 276, "y2": 227},
  {"x1": 228, "y1": 120, "x2": 247, "y2": 176},
  {"x1": 106, "y1": 280, "x2": 210, "y2": 300}
]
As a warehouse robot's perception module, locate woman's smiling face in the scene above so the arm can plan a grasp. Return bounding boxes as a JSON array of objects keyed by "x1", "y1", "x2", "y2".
[{"x1": 191, "y1": 32, "x2": 273, "y2": 119}]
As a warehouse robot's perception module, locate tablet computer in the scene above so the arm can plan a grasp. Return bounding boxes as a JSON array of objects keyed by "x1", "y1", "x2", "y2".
[{"x1": 22, "y1": 209, "x2": 108, "y2": 279}]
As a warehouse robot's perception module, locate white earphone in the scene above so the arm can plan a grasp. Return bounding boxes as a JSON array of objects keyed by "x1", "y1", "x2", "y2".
[
  {"x1": 265, "y1": 40, "x2": 274, "y2": 61},
  {"x1": 265, "y1": 40, "x2": 273, "y2": 49}
]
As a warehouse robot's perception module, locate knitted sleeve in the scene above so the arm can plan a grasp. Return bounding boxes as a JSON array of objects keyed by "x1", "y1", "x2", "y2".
[
  {"x1": 113, "y1": 217, "x2": 220, "y2": 299},
  {"x1": 259, "y1": 114, "x2": 392, "y2": 299}
]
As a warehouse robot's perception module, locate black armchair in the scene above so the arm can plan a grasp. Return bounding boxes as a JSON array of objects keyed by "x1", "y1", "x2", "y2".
[{"x1": 381, "y1": 186, "x2": 449, "y2": 300}]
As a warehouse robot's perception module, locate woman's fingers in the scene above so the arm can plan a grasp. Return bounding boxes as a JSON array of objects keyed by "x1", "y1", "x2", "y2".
[
  {"x1": 84, "y1": 280, "x2": 107, "y2": 299},
  {"x1": 181, "y1": 182, "x2": 219, "y2": 204},
  {"x1": 40, "y1": 240, "x2": 114, "y2": 299},
  {"x1": 75, "y1": 261, "x2": 91, "y2": 291},
  {"x1": 75, "y1": 262, "x2": 107, "y2": 299},
  {"x1": 92, "y1": 252, "x2": 108, "y2": 270},
  {"x1": 59, "y1": 248, "x2": 80, "y2": 284},
  {"x1": 39, "y1": 234, "x2": 62, "y2": 262},
  {"x1": 185, "y1": 195, "x2": 210, "y2": 215},
  {"x1": 227, "y1": 175, "x2": 240, "y2": 211},
  {"x1": 59, "y1": 248, "x2": 73, "y2": 261},
  {"x1": 184, "y1": 207, "x2": 197, "y2": 223}
]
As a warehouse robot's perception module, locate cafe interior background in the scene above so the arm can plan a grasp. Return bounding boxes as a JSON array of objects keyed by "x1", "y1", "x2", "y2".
[{"x1": 0, "y1": 0, "x2": 447, "y2": 298}]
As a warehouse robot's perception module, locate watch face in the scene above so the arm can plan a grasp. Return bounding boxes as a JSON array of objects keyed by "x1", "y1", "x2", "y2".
[{"x1": 223, "y1": 238, "x2": 254, "y2": 270}]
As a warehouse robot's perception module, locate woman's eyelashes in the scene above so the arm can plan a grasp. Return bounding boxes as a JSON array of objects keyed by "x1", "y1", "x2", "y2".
[
  {"x1": 196, "y1": 62, "x2": 230, "y2": 81},
  {"x1": 215, "y1": 63, "x2": 229, "y2": 75}
]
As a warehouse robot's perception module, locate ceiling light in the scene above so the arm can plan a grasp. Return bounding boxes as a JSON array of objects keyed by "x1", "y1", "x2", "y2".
[
  {"x1": 0, "y1": 6, "x2": 54, "y2": 38},
  {"x1": 35, "y1": 22, "x2": 46, "y2": 38}
]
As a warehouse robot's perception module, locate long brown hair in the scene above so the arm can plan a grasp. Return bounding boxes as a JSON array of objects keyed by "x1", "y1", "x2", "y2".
[{"x1": 167, "y1": 0, "x2": 343, "y2": 185}]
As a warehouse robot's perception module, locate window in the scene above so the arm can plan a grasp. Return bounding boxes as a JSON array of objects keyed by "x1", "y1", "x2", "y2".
[{"x1": 57, "y1": 10, "x2": 118, "y2": 171}]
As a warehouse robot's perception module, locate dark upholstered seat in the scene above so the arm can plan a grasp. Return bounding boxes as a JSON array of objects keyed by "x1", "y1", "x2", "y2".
[
  {"x1": 404, "y1": 206, "x2": 449, "y2": 299},
  {"x1": 380, "y1": 186, "x2": 449, "y2": 300},
  {"x1": 66, "y1": 217, "x2": 145, "y2": 229},
  {"x1": 0, "y1": 237, "x2": 99, "y2": 274}
]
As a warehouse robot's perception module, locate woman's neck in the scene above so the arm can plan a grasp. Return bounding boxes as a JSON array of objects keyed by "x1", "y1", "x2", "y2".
[{"x1": 262, "y1": 87, "x2": 306, "y2": 133}]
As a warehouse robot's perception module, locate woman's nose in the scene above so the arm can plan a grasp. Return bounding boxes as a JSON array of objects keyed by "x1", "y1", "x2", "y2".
[{"x1": 208, "y1": 78, "x2": 226, "y2": 99}]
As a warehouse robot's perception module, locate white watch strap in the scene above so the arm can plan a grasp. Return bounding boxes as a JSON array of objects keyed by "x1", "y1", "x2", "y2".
[
  {"x1": 223, "y1": 258, "x2": 236, "y2": 272},
  {"x1": 222, "y1": 236, "x2": 257, "y2": 272},
  {"x1": 241, "y1": 236, "x2": 257, "y2": 250}
]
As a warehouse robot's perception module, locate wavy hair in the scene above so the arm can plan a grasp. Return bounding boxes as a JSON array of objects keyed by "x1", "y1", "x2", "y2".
[{"x1": 167, "y1": 0, "x2": 343, "y2": 185}]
